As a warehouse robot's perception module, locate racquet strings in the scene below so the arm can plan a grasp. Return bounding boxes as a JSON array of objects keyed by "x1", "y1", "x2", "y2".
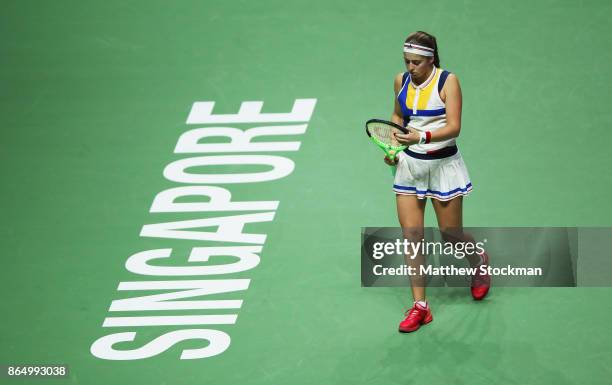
[{"x1": 367, "y1": 121, "x2": 403, "y2": 147}]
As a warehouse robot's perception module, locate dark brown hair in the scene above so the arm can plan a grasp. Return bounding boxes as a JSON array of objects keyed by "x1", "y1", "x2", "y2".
[{"x1": 405, "y1": 31, "x2": 440, "y2": 67}]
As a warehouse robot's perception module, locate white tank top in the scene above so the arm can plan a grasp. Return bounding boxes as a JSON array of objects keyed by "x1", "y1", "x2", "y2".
[{"x1": 396, "y1": 67, "x2": 454, "y2": 153}]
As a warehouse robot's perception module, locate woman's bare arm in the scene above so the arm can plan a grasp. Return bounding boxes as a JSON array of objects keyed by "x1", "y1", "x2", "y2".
[
  {"x1": 391, "y1": 72, "x2": 405, "y2": 126},
  {"x1": 429, "y1": 73, "x2": 462, "y2": 142}
]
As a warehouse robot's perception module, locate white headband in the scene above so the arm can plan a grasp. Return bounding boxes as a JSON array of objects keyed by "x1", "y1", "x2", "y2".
[{"x1": 403, "y1": 42, "x2": 434, "y2": 57}]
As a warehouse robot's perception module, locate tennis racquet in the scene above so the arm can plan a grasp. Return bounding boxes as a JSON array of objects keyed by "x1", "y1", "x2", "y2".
[{"x1": 365, "y1": 119, "x2": 409, "y2": 174}]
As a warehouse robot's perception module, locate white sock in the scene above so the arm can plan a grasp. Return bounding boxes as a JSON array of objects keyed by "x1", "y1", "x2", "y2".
[{"x1": 416, "y1": 300, "x2": 428, "y2": 308}]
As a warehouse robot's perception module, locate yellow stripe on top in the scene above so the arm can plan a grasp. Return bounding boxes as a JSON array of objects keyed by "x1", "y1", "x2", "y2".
[
  {"x1": 404, "y1": 68, "x2": 442, "y2": 114},
  {"x1": 415, "y1": 69, "x2": 440, "y2": 110},
  {"x1": 405, "y1": 86, "x2": 416, "y2": 114}
]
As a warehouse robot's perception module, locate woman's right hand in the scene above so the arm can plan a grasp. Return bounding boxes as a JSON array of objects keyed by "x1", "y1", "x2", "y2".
[{"x1": 384, "y1": 155, "x2": 398, "y2": 166}]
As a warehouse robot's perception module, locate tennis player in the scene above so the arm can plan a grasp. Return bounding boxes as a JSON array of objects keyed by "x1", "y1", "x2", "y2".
[{"x1": 386, "y1": 31, "x2": 490, "y2": 333}]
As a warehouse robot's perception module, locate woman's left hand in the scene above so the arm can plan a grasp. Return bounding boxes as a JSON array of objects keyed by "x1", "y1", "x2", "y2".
[{"x1": 394, "y1": 127, "x2": 420, "y2": 146}]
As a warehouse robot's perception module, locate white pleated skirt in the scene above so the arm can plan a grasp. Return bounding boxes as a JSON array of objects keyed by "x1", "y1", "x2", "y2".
[{"x1": 393, "y1": 150, "x2": 473, "y2": 201}]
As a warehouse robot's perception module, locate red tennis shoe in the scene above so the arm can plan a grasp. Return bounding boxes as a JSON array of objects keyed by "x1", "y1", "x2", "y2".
[
  {"x1": 398, "y1": 302, "x2": 433, "y2": 333},
  {"x1": 471, "y1": 251, "x2": 491, "y2": 300}
]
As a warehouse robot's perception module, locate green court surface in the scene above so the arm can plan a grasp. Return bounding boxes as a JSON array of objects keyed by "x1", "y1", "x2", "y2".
[{"x1": 2, "y1": 1, "x2": 612, "y2": 384}]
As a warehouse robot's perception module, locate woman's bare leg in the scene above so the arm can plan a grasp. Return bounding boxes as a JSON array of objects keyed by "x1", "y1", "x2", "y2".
[
  {"x1": 396, "y1": 194, "x2": 427, "y2": 302},
  {"x1": 431, "y1": 196, "x2": 480, "y2": 266}
]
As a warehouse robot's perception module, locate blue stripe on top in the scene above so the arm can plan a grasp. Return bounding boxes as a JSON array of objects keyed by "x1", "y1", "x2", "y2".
[
  {"x1": 404, "y1": 108, "x2": 446, "y2": 117},
  {"x1": 397, "y1": 72, "x2": 411, "y2": 122},
  {"x1": 438, "y1": 70, "x2": 450, "y2": 93}
]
